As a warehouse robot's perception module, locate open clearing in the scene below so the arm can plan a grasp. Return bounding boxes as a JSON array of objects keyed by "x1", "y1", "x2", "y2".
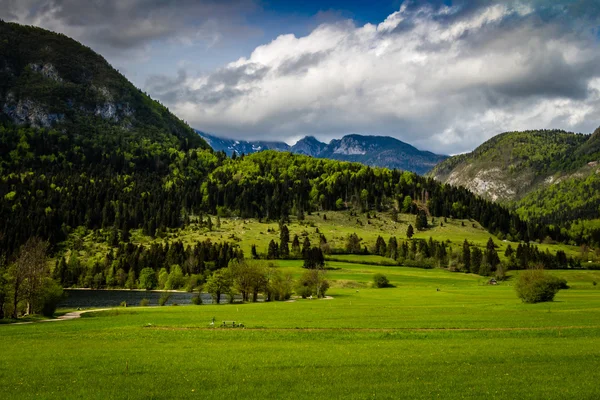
[{"x1": 1, "y1": 263, "x2": 600, "y2": 399}]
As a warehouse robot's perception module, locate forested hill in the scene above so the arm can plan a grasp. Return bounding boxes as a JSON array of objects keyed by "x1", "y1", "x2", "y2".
[
  {"x1": 0, "y1": 22, "x2": 586, "y2": 261},
  {"x1": 0, "y1": 21, "x2": 209, "y2": 151}
]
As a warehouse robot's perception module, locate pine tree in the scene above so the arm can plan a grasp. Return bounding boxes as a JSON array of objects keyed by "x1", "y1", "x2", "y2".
[
  {"x1": 462, "y1": 239, "x2": 471, "y2": 272},
  {"x1": 415, "y1": 211, "x2": 428, "y2": 231},
  {"x1": 406, "y1": 224, "x2": 414, "y2": 239},
  {"x1": 291, "y1": 235, "x2": 301, "y2": 256},
  {"x1": 470, "y1": 247, "x2": 482, "y2": 274},
  {"x1": 267, "y1": 240, "x2": 279, "y2": 259},
  {"x1": 302, "y1": 237, "x2": 311, "y2": 257},
  {"x1": 485, "y1": 238, "x2": 500, "y2": 271},
  {"x1": 280, "y1": 225, "x2": 289, "y2": 243}
]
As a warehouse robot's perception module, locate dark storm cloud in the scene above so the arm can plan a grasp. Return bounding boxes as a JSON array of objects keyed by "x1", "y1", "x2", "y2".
[{"x1": 0, "y1": 0, "x2": 258, "y2": 51}]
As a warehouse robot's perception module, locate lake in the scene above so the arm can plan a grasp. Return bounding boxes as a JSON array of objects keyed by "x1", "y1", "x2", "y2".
[{"x1": 58, "y1": 289, "x2": 233, "y2": 308}]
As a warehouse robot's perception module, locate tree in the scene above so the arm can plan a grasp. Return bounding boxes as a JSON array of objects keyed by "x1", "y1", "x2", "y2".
[
  {"x1": 462, "y1": 239, "x2": 471, "y2": 272},
  {"x1": 415, "y1": 211, "x2": 428, "y2": 231},
  {"x1": 390, "y1": 208, "x2": 399, "y2": 222},
  {"x1": 165, "y1": 265, "x2": 185, "y2": 290},
  {"x1": 280, "y1": 225, "x2": 289, "y2": 244},
  {"x1": 470, "y1": 247, "x2": 482, "y2": 274},
  {"x1": 485, "y1": 238, "x2": 500, "y2": 272},
  {"x1": 291, "y1": 235, "x2": 301, "y2": 257},
  {"x1": 303, "y1": 247, "x2": 325, "y2": 269},
  {"x1": 125, "y1": 269, "x2": 136, "y2": 289},
  {"x1": 301, "y1": 237, "x2": 311, "y2": 257},
  {"x1": 229, "y1": 259, "x2": 266, "y2": 302},
  {"x1": 205, "y1": 269, "x2": 233, "y2": 304},
  {"x1": 387, "y1": 237, "x2": 398, "y2": 259},
  {"x1": 11, "y1": 237, "x2": 50, "y2": 317},
  {"x1": 402, "y1": 195, "x2": 413, "y2": 213},
  {"x1": 296, "y1": 269, "x2": 329, "y2": 298},
  {"x1": 346, "y1": 233, "x2": 362, "y2": 253},
  {"x1": 374, "y1": 236, "x2": 387, "y2": 256},
  {"x1": 0, "y1": 263, "x2": 8, "y2": 319},
  {"x1": 267, "y1": 240, "x2": 279, "y2": 259},
  {"x1": 251, "y1": 244, "x2": 259, "y2": 259},
  {"x1": 406, "y1": 224, "x2": 414, "y2": 239},
  {"x1": 138, "y1": 268, "x2": 157, "y2": 290}
]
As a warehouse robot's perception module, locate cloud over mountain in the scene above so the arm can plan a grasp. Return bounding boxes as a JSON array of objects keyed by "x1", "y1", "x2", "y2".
[{"x1": 145, "y1": 1, "x2": 600, "y2": 154}]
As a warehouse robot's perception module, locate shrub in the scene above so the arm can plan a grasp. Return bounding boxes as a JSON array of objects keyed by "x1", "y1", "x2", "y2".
[
  {"x1": 515, "y1": 269, "x2": 566, "y2": 303},
  {"x1": 120, "y1": 301, "x2": 127, "y2": 307},
  {"x1": 40, "y1": 278, "x2": 65, "y2": 317},
  {"x1": 191, "y1": 294, "x2": 202, "y2": 305},
  {"x1": 373, "y1": 274, "x2": 390, "y2": 288},
  {"x1": 158, "y1": 292, "x2": 172, "y2": 306},
  {"x1": 139, "y1": 298, "x2": 150, "y2": 307}
]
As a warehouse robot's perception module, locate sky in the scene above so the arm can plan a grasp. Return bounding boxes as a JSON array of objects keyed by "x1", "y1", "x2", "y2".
[{"x1": 2, "y1": 0, "x2": 600, "y2": 154}]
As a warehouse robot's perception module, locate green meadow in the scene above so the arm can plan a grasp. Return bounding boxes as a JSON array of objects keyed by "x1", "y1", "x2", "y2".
[
  {"x1": 64, "y1": 211, "x2": 590, "y2": 267},
  {"x1": 2, "y1": 263, "x2": 600, "y2": 399}
]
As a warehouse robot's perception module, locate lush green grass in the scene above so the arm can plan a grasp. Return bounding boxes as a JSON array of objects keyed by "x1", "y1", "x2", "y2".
[{"x1": 2, "y1": 264, "x2": 600, "y2": 399}]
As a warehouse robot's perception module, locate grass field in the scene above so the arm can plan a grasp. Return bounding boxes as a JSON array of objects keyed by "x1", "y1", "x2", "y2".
[
  {"x1": 2, "y1": 262, "x2": 600, "y2": 399},
  {"x1": 64, "y1": 211, "x2": 591, "y2": 268}
]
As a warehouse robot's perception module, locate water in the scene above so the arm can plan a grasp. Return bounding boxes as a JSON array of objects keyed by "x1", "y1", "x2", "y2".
[{"x1": 58, "y1": 289, "x2": 232, "y2": 308}]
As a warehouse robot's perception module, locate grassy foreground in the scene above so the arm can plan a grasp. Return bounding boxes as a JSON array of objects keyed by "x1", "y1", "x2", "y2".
[{"x1": 1, "y1": 264, "x2": 600, "y2": 399}]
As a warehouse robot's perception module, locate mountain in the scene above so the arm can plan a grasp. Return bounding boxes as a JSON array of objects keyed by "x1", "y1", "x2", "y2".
[
  {"x1": 0, "y1": 21, "x2": 209, "y2": 151},
  {"x1": 428, "y1": 129, "x2": 600, "y2": 229},
  {"x1": 316, "y1": 134, "x2": 447, "y2": 175},
  {"x1": 290, "y1": 136, "x2": 327, "y2": 156},
  {"x1": 197, "y1": 131, "x2": 289, "y2": 156},
  {"x1": 198, "y1": 132, "x2": 447, "y2": 174}
]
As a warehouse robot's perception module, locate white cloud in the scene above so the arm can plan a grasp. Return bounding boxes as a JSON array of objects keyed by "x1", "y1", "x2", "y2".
[{"x1": 146, "y1": 1, "x2": 600, "y2": 154}]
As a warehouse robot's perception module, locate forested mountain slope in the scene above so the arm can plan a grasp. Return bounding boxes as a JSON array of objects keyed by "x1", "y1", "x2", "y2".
[
  {"x1": 0, "y1": 21, "x2": 209, "y2": 151},
  {"x1": 0, "y1": 21, "x2": 588, "y2": 262},
  {"x1": 429, "y1": 129, "x2": 600, "y2": 231}
]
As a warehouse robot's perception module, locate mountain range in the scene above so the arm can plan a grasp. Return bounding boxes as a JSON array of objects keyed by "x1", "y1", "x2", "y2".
[{"x1": 197, "y1": 132, "x2": 447, "y2": 175}]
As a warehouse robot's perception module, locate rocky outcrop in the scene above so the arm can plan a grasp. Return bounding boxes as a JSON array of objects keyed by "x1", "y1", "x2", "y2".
[
  {"x1": 28, "y1": 63, "x2": 63, "y2": 83},
  {"x1": 2, "y1": 93, "x2": 64, "y2": 128}
]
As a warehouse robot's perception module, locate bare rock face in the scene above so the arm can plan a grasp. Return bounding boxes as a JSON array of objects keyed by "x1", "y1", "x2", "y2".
[
  {"x1": 2, "y1": 93, "x2": 64, "y2": 128},
  {"x1": 28, "y1": 63, "x2": 63, "y2": 83}
]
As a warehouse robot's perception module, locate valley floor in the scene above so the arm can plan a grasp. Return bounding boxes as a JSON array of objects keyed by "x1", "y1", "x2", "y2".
[{"x1": 1, "y1": 263, "x2": 600, "y2": 399}]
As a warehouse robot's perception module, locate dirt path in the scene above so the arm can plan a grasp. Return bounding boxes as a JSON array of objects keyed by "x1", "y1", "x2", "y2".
[{"x1": 8, "y1": 308, "x2": 113, "y2": 325}]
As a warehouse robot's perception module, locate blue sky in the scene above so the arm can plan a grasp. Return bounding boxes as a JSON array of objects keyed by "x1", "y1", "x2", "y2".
[{"x1": 2, "y1": 0, "x2": 600, "y2": 153}]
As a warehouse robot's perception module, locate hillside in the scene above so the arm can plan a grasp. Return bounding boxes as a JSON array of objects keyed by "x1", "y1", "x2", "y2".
[
  {"x1": 198, "y1": 132, "x2": 447, "y2": 174},
  {"x1": 0, "y1": 21, "x2": 209, "y2": 151},
  {"x1": 429, "y1": 129, "x2": 600, "y2": 227}
]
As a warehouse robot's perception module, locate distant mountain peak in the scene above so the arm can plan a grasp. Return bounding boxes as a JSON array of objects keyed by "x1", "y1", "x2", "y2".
[{"x1": 197, "y1": 131, "x2": 447, "y2": 174}]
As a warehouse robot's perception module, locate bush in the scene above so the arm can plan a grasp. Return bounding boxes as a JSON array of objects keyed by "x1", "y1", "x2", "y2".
[
  {"x1": 515, "y1": 270, "x2": 567, "y2": 303},
  {"x1": 139, "y1": 298, "x2": 150, "y2": 307},
  {"x1": 158, "y1": 292, "x2": 172, "y2": 306},
  {"x1": 40, "y1": 278, "x2": 65, "y2": 317},
  {"x1": 191, "y1": 294, "x2": 203, "y2": 305},
  {"x1": 373, "y1": 274, "x2": 390, "y2": 288}
]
